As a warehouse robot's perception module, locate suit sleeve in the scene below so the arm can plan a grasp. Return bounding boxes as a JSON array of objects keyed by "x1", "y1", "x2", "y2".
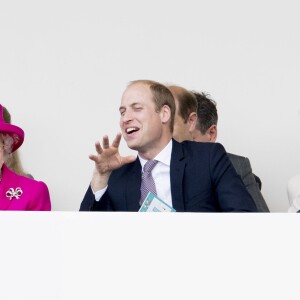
[
  {"x1": 210, "y1": 144, "x2": 258, "y2": 212},
  {"x1": 80, "y1": 185, "x2": 113, "y2": 211},
  {"x1": 238, "y1": 158, "x2": 269, "y2": 212}
]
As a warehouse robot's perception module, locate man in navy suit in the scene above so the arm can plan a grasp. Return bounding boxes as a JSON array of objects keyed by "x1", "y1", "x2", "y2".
[
  {"x1": 80, "y1": 80, "x2": 257, "y2": 212},
  {"x1": 168, "y1": 85, "x2": 269, "y2": 212}
]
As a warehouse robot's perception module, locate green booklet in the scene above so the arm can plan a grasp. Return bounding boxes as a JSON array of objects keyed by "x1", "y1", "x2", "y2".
[{"x1": 139, "y1": 192, "x2": 176, "y2": 212}]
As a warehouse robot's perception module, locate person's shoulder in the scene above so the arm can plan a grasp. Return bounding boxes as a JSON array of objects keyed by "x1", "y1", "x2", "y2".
[
  {"x1": 180, "y1": 140, "x2": 221, "y2": 149},
  {"x1": 227, "y1": 152, "x2": 253, "y2": 171},
  {"x1": 25, "y1": 173, "x2": 34, "y2": 179},
  {"x1": 227, "y1": 152, "x2": 248, "y2": 162},
  {"x1": 16, "y1": 173, "x2": 48, "y2": 188},
  {"x1": 184, "y1": 140, "x2": 225, "y2": 151},
  {"x1": 5, "y1": 166, "x2": 49, "y2": 190},
  {"x1": 227, "y1": 152, "x2": 256, "y2": 181},
  {"x1": 177, "y1": 141, "x2": 226, "y2": 157}
]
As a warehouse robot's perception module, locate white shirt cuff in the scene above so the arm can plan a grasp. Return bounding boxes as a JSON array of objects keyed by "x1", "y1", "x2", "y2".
[{"x1": 92, "y1": 186, "x2": 108, "y2": 202}]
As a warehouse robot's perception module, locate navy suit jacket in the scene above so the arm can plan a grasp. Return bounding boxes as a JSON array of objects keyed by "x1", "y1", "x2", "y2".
[{"x1": 80, "y1": 140, "x2": 257, "y2": 212}]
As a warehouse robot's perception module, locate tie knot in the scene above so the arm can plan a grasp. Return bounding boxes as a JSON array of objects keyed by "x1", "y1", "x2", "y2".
[{"x1": 143, "y1": 160, "x2": 158, "y2": 173}]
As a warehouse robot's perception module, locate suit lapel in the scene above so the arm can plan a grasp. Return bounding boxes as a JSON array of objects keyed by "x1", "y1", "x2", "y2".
[
  {"x1": 125, "y1": 159, "x2": 142, "y2": 211},
  {"x1": 170, "y1": 140, "x2": 186, "y2": 212}
]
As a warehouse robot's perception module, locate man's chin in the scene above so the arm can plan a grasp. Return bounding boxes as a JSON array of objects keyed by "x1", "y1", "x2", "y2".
[{"x1": 125, "y1": 140, "x2": 139, "y2": 151}]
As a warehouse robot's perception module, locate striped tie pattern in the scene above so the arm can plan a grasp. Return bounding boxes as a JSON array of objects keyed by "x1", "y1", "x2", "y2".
[{"x1": 139, "y1": 160, "x2": 158, "y2": 205}]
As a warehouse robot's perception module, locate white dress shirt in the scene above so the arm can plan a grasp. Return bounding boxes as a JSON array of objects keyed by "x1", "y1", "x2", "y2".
[{"x1": 94, "y1": 140, "x2": 173, "y2": 207}]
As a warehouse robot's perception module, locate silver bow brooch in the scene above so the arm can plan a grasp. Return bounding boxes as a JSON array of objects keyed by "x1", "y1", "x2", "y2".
[{"x1": 6, "y1": 187, "x2": 23, "y2": 200}]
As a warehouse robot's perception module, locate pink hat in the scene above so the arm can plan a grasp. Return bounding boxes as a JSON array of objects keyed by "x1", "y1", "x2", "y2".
[{"x1": 0, "y1": 104, "x2": 24, "y2": 152}]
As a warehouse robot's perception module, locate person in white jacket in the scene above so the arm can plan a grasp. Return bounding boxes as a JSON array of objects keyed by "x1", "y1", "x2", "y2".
[{"x1": 287, "y1": 173, "x2": 300, "y2": 212}]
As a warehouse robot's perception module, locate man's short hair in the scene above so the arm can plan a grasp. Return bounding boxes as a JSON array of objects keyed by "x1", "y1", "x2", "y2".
[
  {"x1": 129, "y1": 80, "x2": 176, "y2": 133},
  {"x1": 168, "y1": 86, "x2": 197, "y2": 124},
  {"x1": 192, "y1": 91, "x2": 218, "y2": 134}
]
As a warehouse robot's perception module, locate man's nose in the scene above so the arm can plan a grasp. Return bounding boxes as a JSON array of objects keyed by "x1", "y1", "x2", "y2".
[{"x1": 122, "y1": 111, "x2": 133, "y2": 123}]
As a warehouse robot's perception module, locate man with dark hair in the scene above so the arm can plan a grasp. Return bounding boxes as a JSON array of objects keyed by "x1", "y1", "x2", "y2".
[
  {"x1": 168, "y1": 85, "x2": 269, "y2": 212},
  {"x1": 80, "y1": 80, "x2": 257, "y2": 212}
]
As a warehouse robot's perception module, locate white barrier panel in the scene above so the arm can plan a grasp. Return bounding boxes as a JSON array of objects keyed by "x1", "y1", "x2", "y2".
[{"x1": 0, "y1": 212, "x2": 299, "y2": 300}]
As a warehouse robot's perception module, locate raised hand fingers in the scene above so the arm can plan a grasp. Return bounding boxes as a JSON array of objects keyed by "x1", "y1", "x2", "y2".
[
  {"x1": 89, "y1": 134, "x2": 134, "y2": 176},
  {"x1": 94, "y1": 136, "x2": 111, "y2": 154},
  {"x1": 95, "y1": 141, "x2": 103, "y2": 154},
  {"x1": 90, "y1": 134, "x2": 121, "y2": 163},
  {"x1": 89, "y1": 154, "x2": 98, "y2": 162},
  {"x1": 102, "y1": 135, "x2": 110, "y2": 149},
  {"x1": 111, "y1": 133, "x2": 122, "y2": 149}
]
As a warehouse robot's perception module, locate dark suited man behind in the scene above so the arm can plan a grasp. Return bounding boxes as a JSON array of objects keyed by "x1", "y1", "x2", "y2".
[
  {"x1": 80, "y1": 80, "x2": 257, "y2": 212},
  {"x1": 168, "y1": 85, "x2": 269, "y2": 212}
]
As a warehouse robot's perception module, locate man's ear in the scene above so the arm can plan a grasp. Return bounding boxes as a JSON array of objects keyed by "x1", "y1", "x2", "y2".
[
  {"x1": 160, "y1": 105, "x2": 171, "y2": 124},
  {"x1": 207, "y1": 124, "x2": 217, "y2": 142},
  {"x1": 187, "y1": 112, "x2": 197, "y2": 133}
]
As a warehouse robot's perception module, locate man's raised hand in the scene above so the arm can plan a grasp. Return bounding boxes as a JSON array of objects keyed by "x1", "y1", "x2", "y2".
[{"x1": 89, "y1": 133, "x2": 136, "y2": 175}]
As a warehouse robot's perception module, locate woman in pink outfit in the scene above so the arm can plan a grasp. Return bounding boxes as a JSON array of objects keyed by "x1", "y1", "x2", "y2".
[{"x1": 0, "y1": 104, "x2": 51, "y2": 210}]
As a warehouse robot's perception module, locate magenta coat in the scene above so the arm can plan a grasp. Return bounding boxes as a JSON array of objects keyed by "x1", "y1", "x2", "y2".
[{"x1": 0, "y1": 164, "x2": 51, "y2": 211}]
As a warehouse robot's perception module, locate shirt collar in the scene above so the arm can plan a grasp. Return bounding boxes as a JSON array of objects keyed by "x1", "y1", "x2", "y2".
[{"x1": 138, "y1": 139, "x2": 173, "y2": 170}]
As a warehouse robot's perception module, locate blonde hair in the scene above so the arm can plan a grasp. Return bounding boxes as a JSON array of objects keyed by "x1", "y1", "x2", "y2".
[{"x1": 6, "y1": 151, "x2": 27, "y2": 176}]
